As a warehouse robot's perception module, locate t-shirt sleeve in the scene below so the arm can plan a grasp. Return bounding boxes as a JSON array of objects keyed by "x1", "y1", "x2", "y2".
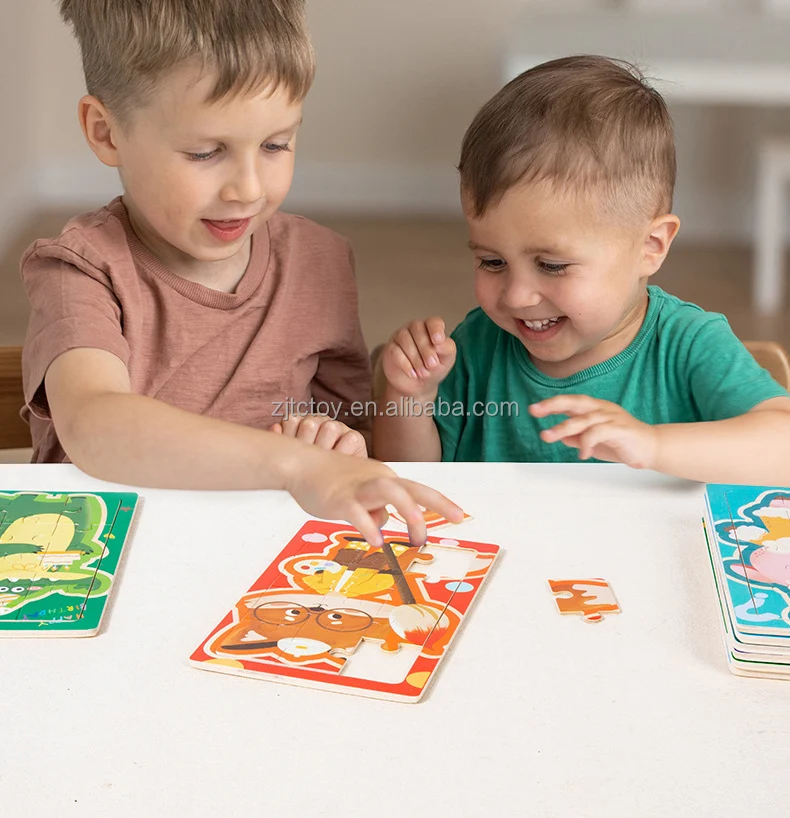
[
  {"x1": 435, "y1": 326, "x2": 471, "y2": 462},
  {"x1": 309, "y1": 241, "x2": 373, "y2": 435},
  {"x1": 21, "y1": 250, "x2": 130, "y2": 419},
  {"x1": 685, "y1": 314, "x2": 789, "y2": 420}
]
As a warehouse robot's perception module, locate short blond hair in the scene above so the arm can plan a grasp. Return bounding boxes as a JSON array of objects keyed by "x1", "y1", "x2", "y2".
[
  {"x1": 59, "y1": 0, "x2": 315, "y2": 123},
  {"x1": 458, "y1": 55, "x2": 676, "y2": 223}
]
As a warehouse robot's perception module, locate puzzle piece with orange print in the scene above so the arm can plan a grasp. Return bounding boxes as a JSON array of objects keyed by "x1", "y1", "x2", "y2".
[
  {"x1": 548, "y1": 578, "x2": 620, "y2": 623},
  {"x1": 385, "y1": 506, "x2": 472, "y2": 533}
]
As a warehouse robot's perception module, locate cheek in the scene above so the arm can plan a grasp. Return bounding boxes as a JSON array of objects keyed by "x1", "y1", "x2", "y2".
[
  {"x1": 265, "y1": 158, "x2": 296, "y2": 203},
  {"x1": 473, "y1": 272, "x2": 499, "y2": 308},
  {"x1": 139, "y1": 164, "x2": 204, "y2": 215}
]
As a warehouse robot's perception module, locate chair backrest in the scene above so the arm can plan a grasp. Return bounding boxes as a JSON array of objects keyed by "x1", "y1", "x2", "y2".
[
  {"x1": 0, "y1": 347, "x2": 32, "y2": 449},
  {"x1": 744, "y1": 340, "x2": 790, "y2": 390}
]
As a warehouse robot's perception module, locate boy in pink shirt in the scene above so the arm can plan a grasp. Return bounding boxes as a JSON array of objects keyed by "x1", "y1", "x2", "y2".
[{"x1": 21, "y1": 0, "x2": 460, "y2": 545}]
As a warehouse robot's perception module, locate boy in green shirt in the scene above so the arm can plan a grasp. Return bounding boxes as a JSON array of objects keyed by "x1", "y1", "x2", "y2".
[{"x1": 373, "y1": 56, "x2": 790, "y2": 484}]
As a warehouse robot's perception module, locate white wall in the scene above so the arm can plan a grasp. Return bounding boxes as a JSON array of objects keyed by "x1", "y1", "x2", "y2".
[
  {"x1": 2, "y1": 0, "x2": 790, "y2": 244},
  {"x1": 0, "y1": 0, "x2": 35, "y2": 249}
]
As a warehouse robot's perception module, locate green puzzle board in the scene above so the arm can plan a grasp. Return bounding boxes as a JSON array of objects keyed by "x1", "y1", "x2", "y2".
[{"x1": 0, "y1": 491, "x2": 138, "y2": 636}]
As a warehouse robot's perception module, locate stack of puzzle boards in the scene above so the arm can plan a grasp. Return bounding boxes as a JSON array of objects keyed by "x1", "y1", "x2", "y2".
[{"x1": 704, "y1": 483, "x2": 790, "y2": 679}]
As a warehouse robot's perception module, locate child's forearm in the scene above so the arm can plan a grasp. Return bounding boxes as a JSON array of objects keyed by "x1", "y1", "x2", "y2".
[
  {"x1": 58, "y1": 391, "x2": 313, "y2": 490},
  {"x1": 654, "y1": 410, "x2": 790, "y2": 484},
  {"x1": 372, "y1": 388, "x2": 442, "y2": 462}
]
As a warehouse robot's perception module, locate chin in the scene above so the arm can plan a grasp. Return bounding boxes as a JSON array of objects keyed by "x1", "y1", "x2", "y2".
[{"x1": 181, "y1": 242, "x2": 246, "y2": 262}]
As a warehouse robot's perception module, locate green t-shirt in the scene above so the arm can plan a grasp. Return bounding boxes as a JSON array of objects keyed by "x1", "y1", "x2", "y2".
[{"x1": 435, "y1": 286, "x2": 789, "y2": 462}]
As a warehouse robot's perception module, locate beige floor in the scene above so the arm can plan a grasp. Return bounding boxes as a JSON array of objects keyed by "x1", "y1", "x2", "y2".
[{"x1": 2, "y1": 209, "x2": 788, "y2": 353}]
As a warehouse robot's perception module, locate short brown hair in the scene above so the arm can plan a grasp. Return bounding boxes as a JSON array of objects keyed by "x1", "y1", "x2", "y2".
[
  {"x1": 59, "y1": 0, "x2": 315, "y2": 124},
  {"x1": 458, "y1": 55, "x2": 676, "y2": 223}
]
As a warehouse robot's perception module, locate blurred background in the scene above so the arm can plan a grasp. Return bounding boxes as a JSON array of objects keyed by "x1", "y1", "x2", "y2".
[{"x1": 1, "y1": 0, "x2": 789, "y2": 368}]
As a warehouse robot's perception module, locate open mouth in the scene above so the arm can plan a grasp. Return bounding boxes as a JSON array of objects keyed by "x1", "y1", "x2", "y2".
[{"x1": 519, "y1": 317, "x2": 564, "y2": 332}]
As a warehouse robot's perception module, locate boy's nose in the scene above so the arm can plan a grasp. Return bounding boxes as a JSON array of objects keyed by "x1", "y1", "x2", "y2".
[
  {"x1": 500, "y1": 273, "x2": 542, "y2": 310},
  {"x1": 221, "y1": 159, "x2": 263, "y2": 205}
]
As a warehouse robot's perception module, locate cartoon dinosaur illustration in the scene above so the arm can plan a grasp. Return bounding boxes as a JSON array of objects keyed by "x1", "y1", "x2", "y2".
[{"x1": 0, "y1": 493, "x2": 112, "y2": 613}]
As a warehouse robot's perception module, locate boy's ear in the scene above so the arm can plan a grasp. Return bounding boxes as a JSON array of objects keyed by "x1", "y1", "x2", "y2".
[
  {"x1": 78, "y1": 95, "x2": 122, "y2": 168},
  {"x1": 641, "y1": 214, "x2": 681, "y2": 277}
]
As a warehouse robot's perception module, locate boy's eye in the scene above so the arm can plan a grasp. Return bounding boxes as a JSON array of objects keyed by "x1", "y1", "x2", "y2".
[
  {"x1": 536, "y1": 260, "x2": 569, "y2": 275},
  {"x1": 263, "y1": 142, "x2": 292, "y2": 154},
  {"x1": 187, "y1": 149, "x2": 220, "y2": 162},
  {"x1": 476, "y1": 257, "x2": 506, "y2": 272}
]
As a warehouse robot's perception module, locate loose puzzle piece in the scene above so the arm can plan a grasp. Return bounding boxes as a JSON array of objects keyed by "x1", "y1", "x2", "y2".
[
  {"x1": 191, "y1": 522, "x2": 500, "y2": 702},
  {"x1": 548, "y1": 578, "x2": 620, "y2": 623},
  {"x1": 0, "y1": 491, "x2": 138, "y2": 636},
  {"x1": 385, "y1": 506, "x2": 472, "y2": 533}
]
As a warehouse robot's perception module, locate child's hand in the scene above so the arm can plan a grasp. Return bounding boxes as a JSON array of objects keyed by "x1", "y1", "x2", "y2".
[
  {"x1": 530, "y1": 396, "x2": 659, "y2": 469},
  {"x1": 286, "y1": 448, "x2": 464, "y2": 547},
  {"x1": 381, "y1": 317, "x2": 456, "y2": 397},
  {"x1": 271, "y1": 414, "x2": 367, "y2": 458}
]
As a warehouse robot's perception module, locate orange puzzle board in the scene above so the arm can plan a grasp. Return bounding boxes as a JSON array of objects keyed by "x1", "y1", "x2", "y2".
[{"x1": 190, "y1": 520, "x2": 500, "y2": 702}]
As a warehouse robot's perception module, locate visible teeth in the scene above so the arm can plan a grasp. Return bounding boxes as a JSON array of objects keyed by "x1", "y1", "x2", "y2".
[{"x1": 522, "y1": 317, "x2": 560, "y2": 331}]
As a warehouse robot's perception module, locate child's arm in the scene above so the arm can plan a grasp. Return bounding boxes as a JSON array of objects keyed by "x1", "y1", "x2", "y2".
[
  {"x1": 45, "y1": 347, "x2": 462, "y2": 545},
  {"x1": 372, "y1": 318, "x2": 456, "y2": 462},
  {"x1": 530, "y1": 395, "x2": 790, "y2": 484}
]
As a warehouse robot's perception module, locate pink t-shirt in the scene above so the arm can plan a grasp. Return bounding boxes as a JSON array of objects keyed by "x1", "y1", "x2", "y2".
[{"x1": 21, "y1": 197, "x2": 372, "y2": 462}]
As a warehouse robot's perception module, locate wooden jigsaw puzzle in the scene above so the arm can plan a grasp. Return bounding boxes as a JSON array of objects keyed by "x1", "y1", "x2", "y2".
[
  {"x1": 704, "y1": 484, "x2": 790, "y2": 678},
  {"x1": 191, "y1": 520, "x2": 499, "y2": 701},
  {"x1": 0, "y1": 491, "x2": 138, "y2": 636},
  {"x1": 548, "y1": 578, "x2": 620, "y2": 623},
  {"x1": 384, "y1": 507, "x2": 472, "y2": 533}
]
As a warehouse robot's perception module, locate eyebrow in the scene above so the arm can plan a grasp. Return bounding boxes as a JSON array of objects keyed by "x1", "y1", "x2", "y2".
[
  {"x1": 468, "y1": 241, "x2": 570, "y2": 256},
  {"x1": 186, "y1": 117, "x2": 303, "y2": 143}
]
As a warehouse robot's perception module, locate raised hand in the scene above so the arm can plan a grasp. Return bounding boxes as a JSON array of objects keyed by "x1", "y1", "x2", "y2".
[{"x1": 380, "y1": 317, "x2": 456, "y2": 398}]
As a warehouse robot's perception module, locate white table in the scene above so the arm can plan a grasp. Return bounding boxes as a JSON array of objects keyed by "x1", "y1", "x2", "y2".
[{"x1": 4, "y1": 463, "x2": 790, "y2": 818}]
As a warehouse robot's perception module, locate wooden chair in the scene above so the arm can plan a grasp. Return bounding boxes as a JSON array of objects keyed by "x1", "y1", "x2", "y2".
[
  {"x1": 0, "y1": 347, "x2": 32, "y2": 449},
  {"x1": 744, "y1": 340, "x2": 790, "y2": 389}
]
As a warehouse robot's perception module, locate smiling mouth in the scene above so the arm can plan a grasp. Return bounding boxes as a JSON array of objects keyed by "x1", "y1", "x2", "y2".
[{"x1": 520, "y1": 317, "x2": 564, "y2": 332}]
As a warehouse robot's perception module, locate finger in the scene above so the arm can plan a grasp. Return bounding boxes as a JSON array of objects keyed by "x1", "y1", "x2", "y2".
[
  {"x1": 344, "y1": 501, "x2": 385, "y2": 547},
  {"x1": 370, "y1": 506, "x2": 390, "y2": 529},
  {"x1": 278, "y1": 416, "x2": 302, "y2": 437},
  {"x1": 398, "y1": 479, "x2": 465, "y2": 524},
  {"x1": 407, "y1": 320, "x2": 443, "y2": 372},
  {"x1": 295, "y1": 415, "x2": 331, "y2": 446},
  {"x1": 334, "y1": 429, "x2": 368, "y2": 457},
  {"x1": 435, "y1": 335, "x2": 457, "y2": 363},
  {"x1": 356, "y1": 479, "x2": 427, "y2": 545},
  {"x1": 313, "y1": 419, "x2": 345, "y2": 450},
  {"x1": 576, "y1": 423, "x2": 627, "y2": 462},
  {"x1": 530, "y1": 395, "x2": 608, "y2": 417},
  {"x1": 394, "y1": 326, "x2": 432, "y2": 376},
  {"x1": 388, "y1": 338, "x2": 421, "y2": 380},
  {"x1": 540, "y1": 411, "x2": 611, "y2": 443},
  {"x1": 424, "y1": 316, "x2": 447, "y2": 345},
  {"x1": 271, "y1": 423, "x2": 283, "y2": 434}
]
